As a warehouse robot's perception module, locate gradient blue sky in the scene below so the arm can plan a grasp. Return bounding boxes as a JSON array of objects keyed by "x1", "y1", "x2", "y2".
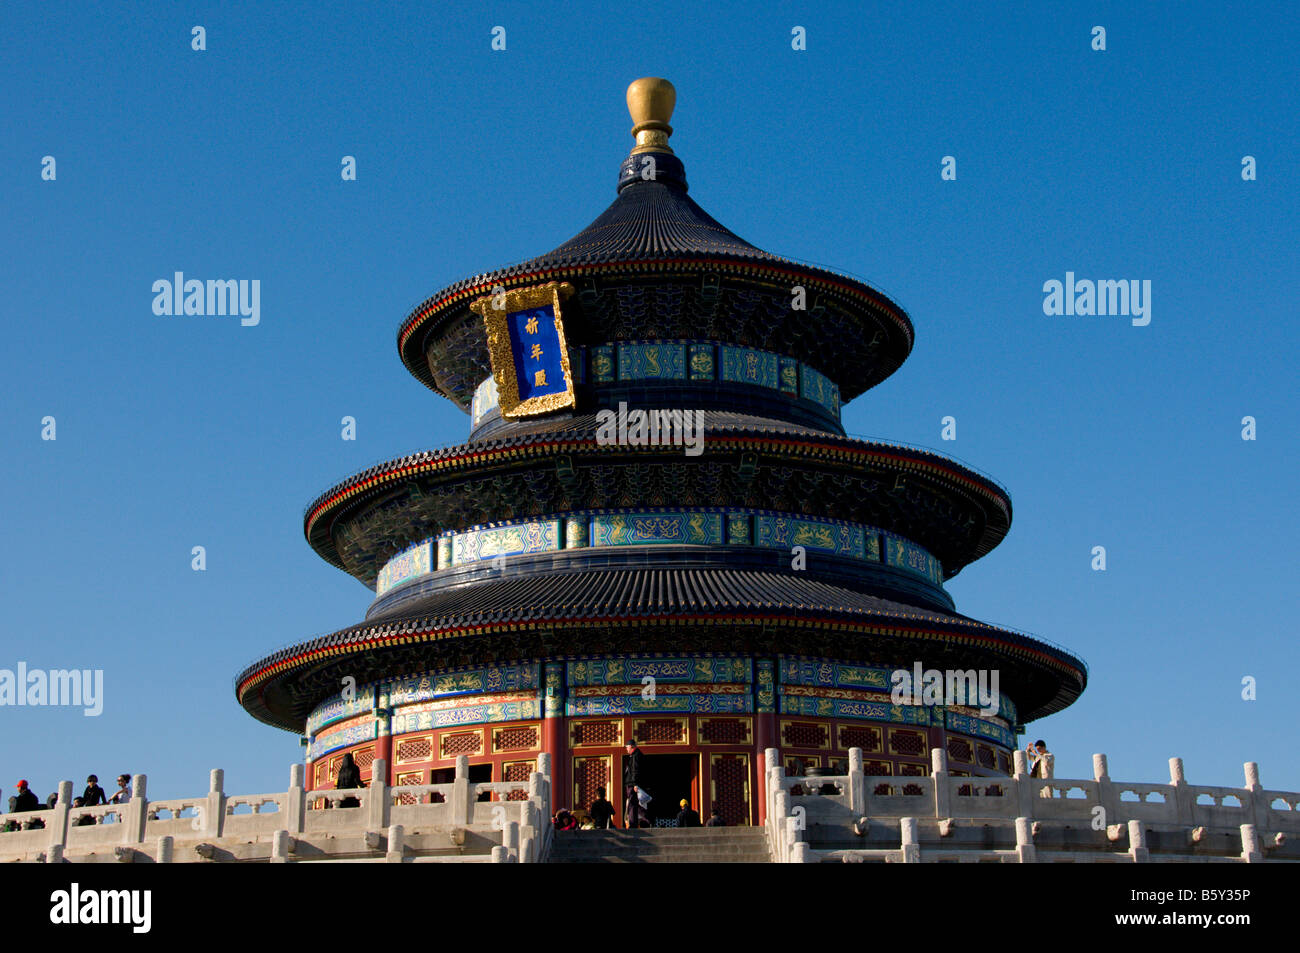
[{"x1": 3, "y1": 1, "x2": 1296, "y2": 803}]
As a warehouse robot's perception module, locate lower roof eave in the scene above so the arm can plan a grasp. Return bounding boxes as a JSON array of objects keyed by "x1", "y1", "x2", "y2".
[{"x1": 236, "y1": 609, "x2": 1085, "y2": 734}]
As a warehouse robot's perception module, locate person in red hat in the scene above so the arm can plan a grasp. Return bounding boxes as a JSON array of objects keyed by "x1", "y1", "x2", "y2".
[{"x1": 12, "y1": 780, "x2": 39, "y2": 814}]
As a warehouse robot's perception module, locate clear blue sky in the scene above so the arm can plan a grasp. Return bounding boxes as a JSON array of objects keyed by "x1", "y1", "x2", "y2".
[{"x1": 2, "y1": 1, "x2": 1296, "y2": 802}]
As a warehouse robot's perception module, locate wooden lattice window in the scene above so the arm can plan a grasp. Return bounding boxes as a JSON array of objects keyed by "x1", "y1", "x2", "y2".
[
  {"x1": 395, "y1": 771, "x2": 423, "y2": 805},
  {"x1": 574, "y1": 757, "x2": 611, "y2": 814},
  {"x1": 632, "y1": 718, "x2": 686, "y2": 744},
  {"x1": 888, "y1": 763, "x2": 927, "y2": 798},
  {"x1": 711, "y1": 755, "x2": 749, "y2": 826},
  {"x1": 502, "y1": 761, "x2": 535, "y2": 801},
  {"x1": 395, "y1": 737, "x2": 432, "y2": 762},
  {"x1": 889, "y1": 729, "x2": 926, "y2": 757},
  {"x1": 440, "y1": 731, "x2": 483, "y2": 758},
  {"x1": 838, "y1": 725, "x2": 882, "y2": 752},
  {"x1": 699, "y1": 718, "x2": 750, "y2": 745},
  {"x1": 571, "y1": 720, "x2": 622, "y2": 747},
  {"x1": 946, "y1": 737, "x2": 973, "y2": 763},
  {"x1": 781, "y1": 721, "x2": 829, "y2": 749},
  {"x1": 493, "y1": 725, "x2": 540, "y2": 752}
]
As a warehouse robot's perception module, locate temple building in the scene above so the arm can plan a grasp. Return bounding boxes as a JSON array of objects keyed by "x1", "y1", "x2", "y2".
[{"x1": 235, "y1": 78, "x2": 1087, "y2": 826}]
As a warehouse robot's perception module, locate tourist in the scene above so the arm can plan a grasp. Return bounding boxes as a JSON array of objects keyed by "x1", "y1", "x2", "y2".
[
  {"x1": 553, "y1": 809, "x2": 579, "y2": 831},
  {"x1": 82, "y1": 774, "x2": 108, "y2": 806},
  {"x1": 2, "y1": 795, "x2": 18, "y2": 833},
  {"x1": 704, "y1": 806, "x2": 726, "y2": 827},
  {"x1": 1028, "y1": 740, "x2": 1055, "y2": 797},
  {"x1": 72, "y1": 796, "x2": 96, "y2": 826},
  {"x1": 12, "y1": 780, "x2": 39, "y2": 813},
  {"x1": 623, "y1": 739, "x2": 648, "y2": 828},
  {"x1": 588, "y1": 786, "x2": 616, "y2": 829},
  {"x1": 110, "y1": 774, "x2": 132, "y2": 804},
  {"x1": 335, "y1": 752, "x2": 363, "y2": 807},
  {"x1": 11, "y1": 781, "x2": 45, "y2": 830},
  {"x1": 675, "y1": 798, "x2": 701, "y2": 828}
]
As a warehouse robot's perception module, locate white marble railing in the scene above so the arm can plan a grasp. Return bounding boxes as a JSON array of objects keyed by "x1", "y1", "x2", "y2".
[
  {"x1": 0, "y1": 755, "x2": 553, "y2": 864},
  {"x1": 763, "y1": 747, "x2": 1300, "y2": 863}
]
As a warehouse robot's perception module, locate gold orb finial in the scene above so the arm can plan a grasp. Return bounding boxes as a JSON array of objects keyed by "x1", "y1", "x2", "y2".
[{"x1": 627, "y1": 77, "x2": 675, "y2": 154}]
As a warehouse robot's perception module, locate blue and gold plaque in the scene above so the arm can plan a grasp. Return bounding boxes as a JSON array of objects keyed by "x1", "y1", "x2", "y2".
[{"x1": 471, "y1": 281, "x2": 576, "y2": 418}]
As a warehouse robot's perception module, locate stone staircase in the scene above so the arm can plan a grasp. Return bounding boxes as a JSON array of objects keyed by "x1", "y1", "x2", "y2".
[{"x1": 547, "y1": 827, "x2": 771, "y2": 863}]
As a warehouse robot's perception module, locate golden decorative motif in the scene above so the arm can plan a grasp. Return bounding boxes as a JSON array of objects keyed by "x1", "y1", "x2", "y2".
[
  {"x1": 572, "y1": 683, "x2": 746, "y2": 698},
  {"x1": 782, "y1": 685, "x2": 893, "y2": 703}
]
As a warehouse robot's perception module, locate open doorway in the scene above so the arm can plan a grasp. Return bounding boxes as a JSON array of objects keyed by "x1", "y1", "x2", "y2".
[
  {"x1": 429, "y1": 763, "x2": 494, "y2": 801},
  {"x1": 634, "y1": 753, "x2": 698, "y2": 825}
]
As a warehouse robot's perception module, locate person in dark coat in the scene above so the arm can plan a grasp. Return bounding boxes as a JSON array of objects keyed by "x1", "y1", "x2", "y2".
[
  {"x1": 82, "y1": 775, "x2": 108, "y2": 806},
  {"x1": 12, "y1": 780, "x2": 39, "y2": 813},
  {"x1": 12, "y1": 781, "x2": 45, "y2": 829},
  {"x1": 623, "y1": 740, "x2": 647, "y2": 828},
  {"x1": 335, "y1": 752, "x2": 364, "y2": 807},
  {"x1": 704, "y1": 807, "x2": 726, "y2": 827},
  {"x1": 589, "y1": 787, "x2": 616, "y2": 829},
  {"x1": 675, "y1": 799, "x2": 701, "y2": 828}
]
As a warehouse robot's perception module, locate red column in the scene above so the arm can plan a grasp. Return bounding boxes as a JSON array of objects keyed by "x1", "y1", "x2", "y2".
[
  {"x1": 755, "y1": 657, "x2": 777, "y2": 823},
  {"x1": 755, "y1": 713, "x2": 777, "y2": 823},
  {"x1": 542, "y1": 662, "x2": 568, "y2": 810},
  {"x1": 374, "y1": 730, "x2": 393, "y2": 784},
  {"x1": 372, "y1": 687, "x2": 393, "y2": 785}
]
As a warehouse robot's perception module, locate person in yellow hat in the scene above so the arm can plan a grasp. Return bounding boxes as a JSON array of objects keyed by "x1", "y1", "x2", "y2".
[{"x1": 675, "y1": 798, "x2": 701, "y2": 828}]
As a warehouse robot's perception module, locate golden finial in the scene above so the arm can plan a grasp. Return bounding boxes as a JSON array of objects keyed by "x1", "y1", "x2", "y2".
[{"x1": 627, "y1": 77, "x2": 676, "y2": 155}]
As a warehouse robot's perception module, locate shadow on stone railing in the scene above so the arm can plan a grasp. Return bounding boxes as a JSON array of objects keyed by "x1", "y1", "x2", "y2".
[
  {"x1": 0, "y1": 754, "x2": 554, "y2": 865},
  {"x1": 763, "y1": 747, "x2": 1298, "y2": 864}
]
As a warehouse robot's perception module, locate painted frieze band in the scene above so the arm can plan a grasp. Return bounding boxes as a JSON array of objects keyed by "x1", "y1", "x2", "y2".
[
  {"x1": 373, "y1": 509, "x2": 945, "y2": 597},
  {"x1": 305, "y1": 656, "x2": 1014, "y2": 757},
  {"x1": 470, "y1": 338, "x2": 841, "y2": 428}
]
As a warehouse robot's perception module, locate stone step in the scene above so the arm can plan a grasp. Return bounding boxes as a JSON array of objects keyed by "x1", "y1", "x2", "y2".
[
  {"x1": 551, "y1": 832, "x2": 769, "y2": 847},
  {"x1": 551, "y1": 845, "x2": 770, "y2": 857},
  {"x1": 556, "y1": 832, "x2": 766, "y2": 841},
  {"x1": 549, "y1": 827, "x2": 772, "y2": 862},
  {"x1": 552, "y1": 853, "x2": 771, "y2": 864},
  {"x1": 558, "y1": 830, "x2": 766, "y2": 840}
]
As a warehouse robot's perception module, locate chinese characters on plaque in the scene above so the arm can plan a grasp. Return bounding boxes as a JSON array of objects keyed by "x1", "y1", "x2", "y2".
[{"x1": 471, "y1": 282, "x2": 576, "y2": 418}]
